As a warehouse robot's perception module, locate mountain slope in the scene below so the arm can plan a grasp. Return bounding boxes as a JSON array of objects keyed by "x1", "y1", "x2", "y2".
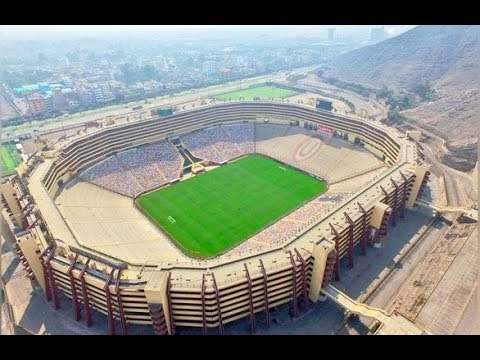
[
  {"x1": 327, "y1": 25, "x2": 480, "y2": 91},
  {"x1": 325, "y1": 25, "x2": 480, "y2": 149}
]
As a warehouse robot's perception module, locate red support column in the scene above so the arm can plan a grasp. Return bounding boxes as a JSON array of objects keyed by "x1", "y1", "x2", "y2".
[
  {"x1": 294, "y1": 248, "x2": 308, "y2": 304},
  {"x1": 148, "y1": 304, "x2": 168, "y2": 335},
  {"x1": 259, "y1": 259, "x2": 270, "y2": 327},
  {"x1": 39, "y1": 247, "x2": 52, "y2": 302},
  {"x1": 329, "y1": 223, "x2": 340, "y2": 281},
  {"x1": 79, "y1": 259, "x2": 93, "y2": 327},
  {"x1": 26, "y1": 218, "x2": 40, "y2": 231},
  {"x1": 166, "y1": 272, "x2": 175, "y2": 335},
  {"x1": 288, "y1": 251, "x2": 299, "y2": 317},
  {"x1": 321, "y1": 250, "x2": 337, "y2": 288},
  {"x1": 114, "y1": 270, "x2": 128, "y2": 335},
  {"x1": 380, "y1": 185, "x2": 389, "y2": 203},
  {"x1": 201, "y1": 273, "x2": 207, "y2": 335},
  {"x1": 381, "y1": 185, "x2": 395, "y2": 226},
  {"x1": 104, "y1": 269, "x2": 116, "y2": 335},
  {"x1": 378, "y1": 209, "x2": 391, "y2": 238},
  {"x1": 45, "y1": 249, "x2": 60, "y2": 310},
  {"x1": 210, "y1": 273, "x2": 224, "y2": 335},
  {"x1": 343, "y1": 213, "x2": 354, "y2": 269},
  {"x1": 18, "y1": 244, "x2": 33, "y2": 277},
  {"x1": 67, "y1": 254, "x2": 81, "y2": 321},
  {"x1": 243, "y1": 263, "x2": 256, "y2": 334}
]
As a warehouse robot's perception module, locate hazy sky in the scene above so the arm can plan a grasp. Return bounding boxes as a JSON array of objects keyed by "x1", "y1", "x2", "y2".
[{"x1": 0, "y1": 25, "x2": 416, "y2": 41}]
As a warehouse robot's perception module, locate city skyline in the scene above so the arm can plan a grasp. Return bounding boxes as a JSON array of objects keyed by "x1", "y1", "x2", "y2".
[{"x1": 1, "y1": 25, "x2": 416, "y2": 41}]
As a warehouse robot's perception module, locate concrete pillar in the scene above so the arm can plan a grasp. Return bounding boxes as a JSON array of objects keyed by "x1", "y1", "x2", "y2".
[
  {"x1": 308, "y1": 239, "x2": 335, "y2": 303},
  {"x1": 406, "y1": 165, "x2": 430, "y2": 208},
  {"x1": 369, "y1": 202, "x2": 391, "y2": 246},
  {"x1": 144, "y1": 271, "x2": 173, "y2": 335},
  {"x1": 16, "y1": 231, "x2": 46, "y2": 292}
]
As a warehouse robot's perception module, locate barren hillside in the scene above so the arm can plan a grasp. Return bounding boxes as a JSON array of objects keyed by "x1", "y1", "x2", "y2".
[{"x1": 325, "y1": 25, "x2": 480, "y2": 151}]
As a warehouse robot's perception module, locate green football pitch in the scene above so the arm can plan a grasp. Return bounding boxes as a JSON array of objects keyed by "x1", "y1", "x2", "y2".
[
  {"x1": 136, "y1": 154, "x2": 327, "y2": 258},
  {"x1": 1, "y1": 143, "x2": 22, "y2": 176},
  {"x1": 214, "y1": 85, "x2": 298, "y2": 101}
]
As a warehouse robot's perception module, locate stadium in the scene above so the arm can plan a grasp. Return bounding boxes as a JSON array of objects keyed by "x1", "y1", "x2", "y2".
[{"x1": 2, "y1": 101, "x2": 430, "y2": 335}]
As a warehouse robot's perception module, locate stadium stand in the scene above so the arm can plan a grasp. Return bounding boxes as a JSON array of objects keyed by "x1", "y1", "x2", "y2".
[
  {"x1": 78, "y1": 122, "x2": 385, "y2": 198},
  {"x1": 10, "y1": 102, "x2": 428, "y2": 335},
  {"x1": 223, "y1": 123, "x2": 255, "y2": 155},
  {"x1": 79, "y1": 156, "x2": 143, "y2": 197},
  {"x1": 80, "y1": 140, "x2": 183, "y2": 197},
  {"x1": 255, "y1": 124, "x2": 385, "y2": 183},
  {"x1": 116, "y1": 148, "x2": 168, "y2": 190},
  {"x1": 142, "y1": 141, "x2": 183, "y2": 183},
  {"x1": 180, "y1": 123, "x2": 254, "y2": 164},
  {"x1": 180, "y1": 126, "x2": 225, "y2": 163}
]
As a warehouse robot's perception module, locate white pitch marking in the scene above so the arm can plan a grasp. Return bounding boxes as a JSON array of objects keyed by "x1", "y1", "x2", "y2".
[{"x1": 168, "y1": 216, "x2": 176, "y2": 223}]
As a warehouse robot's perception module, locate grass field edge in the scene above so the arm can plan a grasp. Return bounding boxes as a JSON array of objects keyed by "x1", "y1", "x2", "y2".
[
  {"x1": 134, "y1": 153, "x2": 328, "y2": 260},
  {"x1": 213, "y1": 83, "x2": 299, "y2": 101},
  {"x1": 1, "y1": 143, "x2": 22, "y2": 177},
  {"x1": 134, "y1": 195, "x2": 207, "y2": 259}
]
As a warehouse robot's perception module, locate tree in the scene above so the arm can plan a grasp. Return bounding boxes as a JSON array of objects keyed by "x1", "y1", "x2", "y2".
[
  {"x1": 376, "y1": 86, "x2": 392, "y2": 99},
  {"x1": 412, "y1": 82, "x2": 435, "y2": 102},
  {"x1": 386, "y1": 109, "x2": 405, "y2": 124}
]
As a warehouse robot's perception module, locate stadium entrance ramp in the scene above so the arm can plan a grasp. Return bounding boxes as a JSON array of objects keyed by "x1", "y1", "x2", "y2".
[{"x1": 322, "y1": 285, "x2": 428, "y2": 335}]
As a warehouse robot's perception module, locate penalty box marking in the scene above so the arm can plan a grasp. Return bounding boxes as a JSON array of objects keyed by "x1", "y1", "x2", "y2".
[{"x1": 168, "y1": 216, "x2": 176, "y2": 223}]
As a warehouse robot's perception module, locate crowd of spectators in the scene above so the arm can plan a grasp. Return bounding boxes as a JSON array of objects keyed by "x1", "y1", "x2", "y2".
[
  {"x1": 223, "y1": 123, "x2": 255, "y2": 155},
  {"x1": 181, "y1": 123, "x2": 254, "y2": 163},
  {"x1": 80, "y1": 156, "x2": 143, "y2": 197},
  {"x1": 116, "y1": 148, "x2": 167, "y2": 190},
  {"x1": 143, "y1": 141, "x2": 183, "y2": 182},
  {"x1": 80, "y1": 140, "x2": 183, "y2": 197},
  {"x1": 221, "y1": 192, "x2": 345, "y2": 258},
  {"x1": 79, "y1": 123, "x2": 255, "y2": 197}
]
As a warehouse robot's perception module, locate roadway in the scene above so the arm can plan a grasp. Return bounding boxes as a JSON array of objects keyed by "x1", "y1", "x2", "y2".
[
  {"x1": 416, "y1": 200, "x2": 478, "y2": 222},
  {"x1": 1, "y1": 65, "x2": 319, "y2": 142},
  {"x1": 421, "y1": 137, "x2": 477, "y2": 208}
]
